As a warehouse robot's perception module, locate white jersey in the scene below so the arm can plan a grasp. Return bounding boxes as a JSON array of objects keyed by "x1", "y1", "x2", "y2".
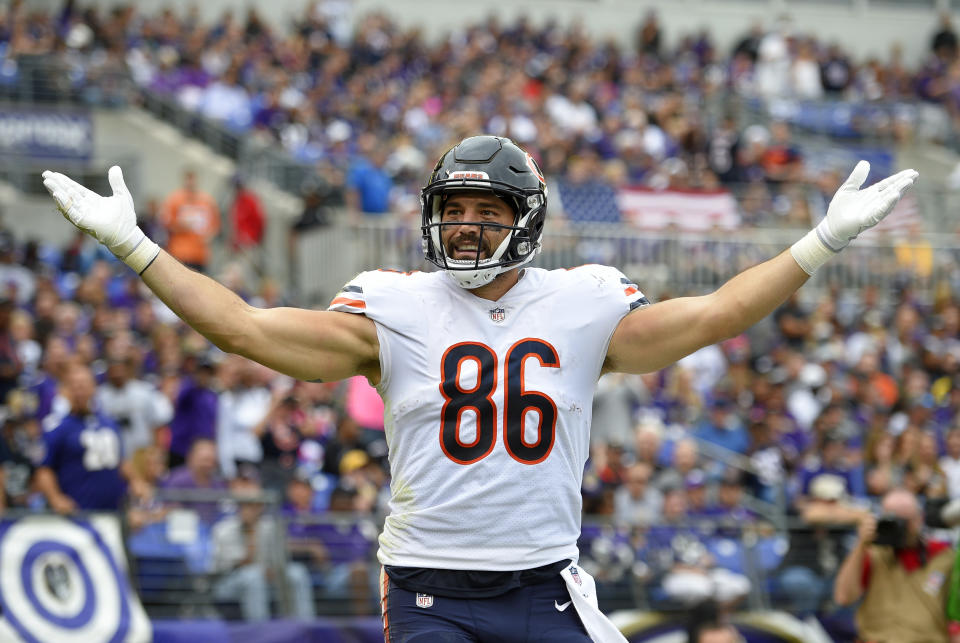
[{"x1": 329, "y1": 266, "x2": 649, "y2": 571}]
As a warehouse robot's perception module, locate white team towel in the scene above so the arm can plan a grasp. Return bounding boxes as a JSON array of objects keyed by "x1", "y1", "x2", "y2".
[{"x1": 560, "y1": 563, "x2": 628, "y2": 643}]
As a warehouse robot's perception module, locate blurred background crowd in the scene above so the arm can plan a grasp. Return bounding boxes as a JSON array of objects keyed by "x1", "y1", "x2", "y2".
[
  {"x1": 5, "y1": 0, "x2": 960, "y2": 227},
  {"x1": 0, "y1": 0, "x2": 959, "y2": 637}
]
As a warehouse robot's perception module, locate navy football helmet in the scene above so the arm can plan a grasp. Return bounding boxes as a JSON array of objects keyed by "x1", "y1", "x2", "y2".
[{"x1": 420, "y1": 136, "x2": 547, "y2": 289}]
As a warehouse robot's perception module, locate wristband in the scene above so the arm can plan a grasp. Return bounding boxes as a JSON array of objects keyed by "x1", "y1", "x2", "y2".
[
  {"x1": 121, "y1": 237, "x2": 161, "y2": 274},
  {"x1": 814, "y1": 218, "x2": 849, "y2": 252},
  {"x1": 107, "y1": 225, "x2": 160, "y2": 274},
  {"x1": 790, "y1": 228, "x2": 837, "y2": 275}
]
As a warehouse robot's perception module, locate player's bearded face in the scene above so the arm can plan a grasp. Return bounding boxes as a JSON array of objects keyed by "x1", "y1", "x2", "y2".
[{"x1": 440, "y1": 192, "x2": 514, "y2": 262}]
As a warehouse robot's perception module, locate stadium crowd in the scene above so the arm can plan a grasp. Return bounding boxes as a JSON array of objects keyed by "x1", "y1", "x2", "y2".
[
  {"x1": 1, "y1": 1, "x2": 958, "y2": 228},
  {"x1": 0, "y1": 192, "x2": 958, "y2": 620},
  {"x1": 0, "y1": 0, "x2": 958, "y2": 630}
]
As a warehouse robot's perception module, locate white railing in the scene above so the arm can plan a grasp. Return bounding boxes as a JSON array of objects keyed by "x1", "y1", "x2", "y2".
[{"x1": 294, "y1": 220, "x2": 960, "y2": 306}]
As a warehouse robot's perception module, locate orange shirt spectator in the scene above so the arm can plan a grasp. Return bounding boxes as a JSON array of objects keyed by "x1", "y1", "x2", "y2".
[{"x1": 161, "y1": 170, "x2": 220, "y2": 270}]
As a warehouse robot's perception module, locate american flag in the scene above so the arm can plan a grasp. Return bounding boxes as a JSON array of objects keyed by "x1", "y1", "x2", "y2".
[
  {"x1": 557, "y1": 181, "x2": 742, "y2": 231},
  {"x1": 616, "y1": 187, "x2": 741, "y2": 231},
  {"x1": 858, "y1": 190, "x2": 923, "y2": 239}
]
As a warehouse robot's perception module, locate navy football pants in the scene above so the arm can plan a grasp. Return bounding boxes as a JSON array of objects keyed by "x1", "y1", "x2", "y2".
[{"x1": 380, "y1": 569, "x2": 592, "y2": 642}]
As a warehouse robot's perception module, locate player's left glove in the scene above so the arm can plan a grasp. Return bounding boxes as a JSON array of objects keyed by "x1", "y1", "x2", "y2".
[
  {"x1": 791, "y1": 161, "x2": 919, "y2": 275},
  {"x1": 42, "y1": 166, "x2": 160, "y2": 274}
]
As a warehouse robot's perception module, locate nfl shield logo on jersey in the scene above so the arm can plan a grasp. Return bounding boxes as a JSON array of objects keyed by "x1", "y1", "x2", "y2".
[
  {"x1": 569, "y1": 566, "x2": 582, "y2": 586},
  {"x1": 489, "y1": 307, "x2": 506, "y2": 323},
  {"x1": 416, "y1": 593, "x2": 434, "y2": 608}
]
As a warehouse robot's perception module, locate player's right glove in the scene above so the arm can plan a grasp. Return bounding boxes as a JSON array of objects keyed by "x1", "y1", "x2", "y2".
[
  {"x1": 42, "y1": 166, "x2": 160, "y2": 274},
  {"x1": 790, "y1": 161, "x2": 919, "y2": 275}
]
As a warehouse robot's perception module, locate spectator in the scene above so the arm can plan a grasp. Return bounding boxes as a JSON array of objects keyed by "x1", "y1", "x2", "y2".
[
  {"x1": 636, "y1": 10, "x2": 661, "y2": 58},
  {"x1": 161, "y1": 437, "x2": 228, "y2": 524},
  {"x1": 613, "y1": 462, "x2": 662, "y2": 526},
  {"x1": 940, "y1": 427, "x2": 960, "y2": 499},
  {"x1": 0, "y1": 295, "x2": 21, "y2": 405},
  {"x1": 0, "y1": 400, "x2": 39, "y2": 513},
  {"x1": 864, "y1": 427, "x2": 901, "y2": 499},
  {"x1": 0, "y1": 231, "x2": 35, "y2": 305},
  {"x1": 226, "y1": 174, "x2": 265, "y2": 274},
  {"x1": 161, "y1": 168, "x2": 220, "y2": 272},
  {"x1": 791, "y1": 39, "x2": 824, "y2": 100},
  {"x1": 126, "y1": 444, "x2": 170, "y2": 532},
  {"x1": 709, "y1": 470, "x2": 757, "y2": 530},
  {"x1": 254, "y1": 386, "x2": 313, "y2": 492},
  {"x1": 820, "y1": 44, "x2": 853, "y2": 95},
  {"x1": 34, "y1": 362, "x2": 140, "y2": 513},
  {"x1": 211, "y1": 474, "x2": 315, "y2": 621},
  {"x1": 199, "y1": 65, "x2": 252, "y2": 129},
  {"x1": 346, "y1": 134, "x2": 394, "y2": 216},
  {"x1": 834, "y1": 489, "x2": 957, "y2": 642},
  {"x1": 904, "y1": 430, "x2": 947, "y2": 499},
  {"x1": 655, "y1": 437, "x2": 702, "y2": 492},
  {"x1": 773, "y1": 293, "x2": 810, "y2": 350},
  {"x1": 644, "y1": 487, "x2": 752, "y2": 610},
  {"x1": 755, "y1": 20, "x2": 791, "y2": 98},
  {"x1": 322, "y1": 416, "x2": 365, "y2": 477},
  {"x1": 761, "y1": 121, "x2": 803, "y2": 185},
  {"x1": 163, "y1": 438, "x2": 224, "y2": 491},
  {"x1": 794, "y1": 433, "x2": 864, "y2": 511},
  {"x1": 694, "y1": 397, "x2": 750, "y2": 455},
  {"x1": 217, "y1": 358, "x2": 271, "y2": 480},
  {"x1": 932, "y1": 12, "x2": 959, "y2": 63},
  {"x1": 592, "y1": 373, "x2": 645, "y2": 449},
  {"x1": 777, "y1": 472, "x2": 864, "y2": 617},
  {"x1": 285, "y1": 480, "x2": 376, "y2": 614},
  {"x1": 685, "y1": 471, "x2": 711, "y2": 519},
  {"x1": 96, "y1": 356, "x2": 173, "y2": 454},
  {"x1": 167, "y1": 355, "x2": 219, "y2": 470}
]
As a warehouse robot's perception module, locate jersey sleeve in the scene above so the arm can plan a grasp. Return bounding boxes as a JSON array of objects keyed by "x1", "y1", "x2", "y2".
[
  {"x1": 327, "y1": 269, "x2": 421, "y2": 321},
  {"x1": 618, "y1": 271, "x2": 652, "y2": 312},
  {"x1": 328, "y1": 273, "x2": 371, "y2": 314},
  {"x1": 578, "y1": 265, "x2": 651, "y2": 313}
]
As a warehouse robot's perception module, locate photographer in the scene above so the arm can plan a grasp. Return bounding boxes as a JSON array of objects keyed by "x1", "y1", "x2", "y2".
[{"x1": 834, "y1": 489, "x2": 960, "y2": 643}]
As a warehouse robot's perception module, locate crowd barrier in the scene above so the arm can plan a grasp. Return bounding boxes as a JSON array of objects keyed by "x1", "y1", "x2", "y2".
[
  {"x1": 294, "y1": 219, "x2": 960, "y2": 305},
  {"x1": 128, "y1": 489, "x2": 868, "y2": 622},
  {"x1": 0, "y1": 500, "x2": 924, "y2": 642}
]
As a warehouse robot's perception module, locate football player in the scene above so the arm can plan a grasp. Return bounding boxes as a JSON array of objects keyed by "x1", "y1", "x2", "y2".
[{"x1": 42, "y1": 136, "x2": 917, "y2": 642}]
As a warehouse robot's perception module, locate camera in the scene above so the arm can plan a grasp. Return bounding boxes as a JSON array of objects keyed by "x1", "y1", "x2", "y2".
[{"x1": 874, "y1": 516, "x2": 908, "y2": 548}]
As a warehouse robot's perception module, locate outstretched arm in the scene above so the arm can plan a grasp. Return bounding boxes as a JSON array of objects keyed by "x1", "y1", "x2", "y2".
[
  {"x1": 42, "y1": 168, "x2": 380, "y2": 383},
  {"x1": 605, "y1": 161, "x2": 918, "y2": 375},
  {"x1": 606, "y1": 250, "x2": 807, "y2": 374}
]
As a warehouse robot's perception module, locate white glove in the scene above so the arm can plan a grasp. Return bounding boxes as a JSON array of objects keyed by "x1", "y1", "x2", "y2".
[
  {"x1": 42, "y1": 166, "x2": 160, "y2": 274},
  {"x1": 791, "y1": 161, "x2": 919, "y2": 275}
]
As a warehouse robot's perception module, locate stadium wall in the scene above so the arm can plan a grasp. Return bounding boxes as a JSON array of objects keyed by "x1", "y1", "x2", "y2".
[{"x1": 39, "y1": 0, "x2": 951, "y2": 66}]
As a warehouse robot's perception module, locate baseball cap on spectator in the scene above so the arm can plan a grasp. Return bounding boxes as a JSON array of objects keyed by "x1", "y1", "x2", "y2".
[
  {"x1": 685, "y1": 470, "x2": 707, "y2": 489},
  {"x1": 809, "y1": 473, "x2": 847, "y2": 502},
  {"x1": 340, "y1": 449, "x2": 370, "y2": 475}
]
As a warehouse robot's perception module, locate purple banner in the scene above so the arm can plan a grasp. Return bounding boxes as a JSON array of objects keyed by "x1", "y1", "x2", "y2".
[{"x1": 0, "y1": 109, "x2": 92, "y2": 160}]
